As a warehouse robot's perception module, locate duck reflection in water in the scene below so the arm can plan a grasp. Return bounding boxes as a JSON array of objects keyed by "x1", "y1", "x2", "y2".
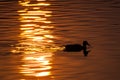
[{"x1": 63, "y1": 41, "x2": 91, "y2": 56}]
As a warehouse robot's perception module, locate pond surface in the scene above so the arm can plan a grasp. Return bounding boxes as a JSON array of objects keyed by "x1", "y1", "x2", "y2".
[{"x1": 0, "y1": 0, "x2": 120, "y2": 80}]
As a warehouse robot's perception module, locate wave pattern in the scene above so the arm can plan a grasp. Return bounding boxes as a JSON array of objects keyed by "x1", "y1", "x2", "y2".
[{"x1": 0, "y1": 0, "x2": 120, "y2": 80}]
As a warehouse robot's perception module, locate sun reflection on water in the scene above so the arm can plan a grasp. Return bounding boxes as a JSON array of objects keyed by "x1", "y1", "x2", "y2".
[
  {"x1": 19, "y1": 53, "x2": 53, "y2": 77},
  {"x1": 12, "y1": 0, "x2": 57, "y2": 54},
  {"x1": 12, "y1": 0, "x2": 58, "y2": 79}
]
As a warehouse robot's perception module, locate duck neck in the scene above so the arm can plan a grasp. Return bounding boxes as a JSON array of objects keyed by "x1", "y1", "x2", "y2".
[
  {"x1": 82, "y1": 41, "x2": 88, "y2": 50},
  {"x1": 83, "y1": 44, "x2": 87, "y2": 49}
]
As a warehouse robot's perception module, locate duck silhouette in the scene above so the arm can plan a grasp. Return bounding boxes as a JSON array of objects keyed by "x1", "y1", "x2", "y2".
[{"x1": 63, "y1": 41, "x2": 91, "y2": 56}]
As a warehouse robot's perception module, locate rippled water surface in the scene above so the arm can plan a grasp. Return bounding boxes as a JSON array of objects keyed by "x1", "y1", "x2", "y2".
[{"x1": 0, "y1": 0, "x2": 120, "y2": 80}]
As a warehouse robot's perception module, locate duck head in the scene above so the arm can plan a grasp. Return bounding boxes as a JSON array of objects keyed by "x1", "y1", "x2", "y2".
[{"x1": 83, "y1": 41, "x2": 90, "y2": 47}]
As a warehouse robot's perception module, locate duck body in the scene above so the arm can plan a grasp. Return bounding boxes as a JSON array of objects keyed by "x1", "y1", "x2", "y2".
[
  {"x1": 63, "y1": 41, "x2": 91, "y2": 56},
  {"x1": 63, "y1": 44, "x2": 83, "y2": 52}
]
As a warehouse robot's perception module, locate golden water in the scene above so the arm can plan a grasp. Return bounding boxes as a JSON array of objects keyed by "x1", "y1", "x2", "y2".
[{"x1": 0, "y1": 0, "x2": 120, "y2": 80}]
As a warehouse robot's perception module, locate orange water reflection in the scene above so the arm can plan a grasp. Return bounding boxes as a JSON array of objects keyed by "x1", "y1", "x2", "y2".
[
  {"x1": 12, "y1": 0, "x2": 57, "y2": 79},
  {"x1": 19, "y1": 53, "x2": 53, "y2": 77}
]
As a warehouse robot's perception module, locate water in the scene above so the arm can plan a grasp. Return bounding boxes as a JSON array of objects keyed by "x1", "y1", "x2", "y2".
[{"x1": 0, "y1": 0, "x2": 120, "y2": 80}]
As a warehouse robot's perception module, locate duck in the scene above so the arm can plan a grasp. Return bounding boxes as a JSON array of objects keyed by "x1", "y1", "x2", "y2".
[{"x1": 63, "y1": 41, "x2": 91, "y2": 56}]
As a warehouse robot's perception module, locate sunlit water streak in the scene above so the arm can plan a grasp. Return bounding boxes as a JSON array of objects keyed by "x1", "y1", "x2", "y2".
[
  {"x1": 12, "y1": 0, "x2": 56, "y2": 54},
  {"x1": 11, "y1": 0, "x2": 58, "y2": 79}
]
